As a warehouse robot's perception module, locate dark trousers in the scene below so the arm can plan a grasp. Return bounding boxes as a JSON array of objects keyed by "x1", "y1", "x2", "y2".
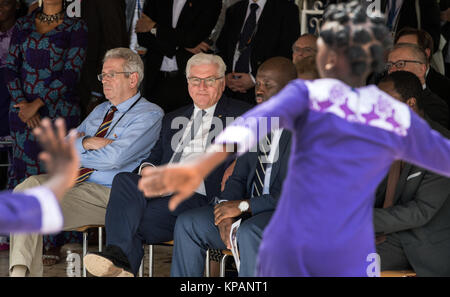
[
  {"x1": 105, "y1": 172, "x2": 211, "y2": 275},
  {"x1": 376, "y1": 233, "x2": 412, "y2": 271},
  {"x1": 171, "y1": 204, "x2": 273, "y2": 277}
]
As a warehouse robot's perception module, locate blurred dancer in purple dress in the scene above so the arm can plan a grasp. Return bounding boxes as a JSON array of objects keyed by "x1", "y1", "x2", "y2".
[{"x1": 136, "y1": 2, "x2": 450, "y2": 276}]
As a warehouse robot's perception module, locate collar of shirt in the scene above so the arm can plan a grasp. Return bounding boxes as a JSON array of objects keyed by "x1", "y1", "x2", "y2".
[
  {"x1": 106, "y1": 92, "x2": 141, "y2": 113},
  {"x1": 246, "y1": 0, "x2": 267, "y2": 22},
  {"x1": 193, "y1": 102, "x2": 218, "y2": 118},
  {"x1": 173, "y1": 0, "x2": 187, "y2": 28}
]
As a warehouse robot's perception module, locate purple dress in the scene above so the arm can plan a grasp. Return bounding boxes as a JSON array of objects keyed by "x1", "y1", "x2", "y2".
[{"x1": 215, "y1": 78, "x2": 450, "y2": 276}]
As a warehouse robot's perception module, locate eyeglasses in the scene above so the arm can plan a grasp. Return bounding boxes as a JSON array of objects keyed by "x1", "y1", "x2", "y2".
[
  {"x1": 292, "y1": 46, "x2": 316, "y2": 55},
  {"x1": 187, "y1": 76, "x2": 224, "y2": 87},
  {"x1": 385, "y1": 60, "x2": 424, "y2": 70},
  {"x1": 97, "y1": 72, "x2": 133, "y2": 81}
]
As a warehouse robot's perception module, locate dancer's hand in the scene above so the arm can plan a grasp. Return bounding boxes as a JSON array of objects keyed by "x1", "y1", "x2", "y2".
[
  {"x1": 34, "y1": 118, "x2": 79, "y2": 201},
  {"x1": 138, "y1": 148, "x2": 231, "y2": 211},
  {"x1": 139, "y1": 163, "x2": 203, "y2": 210}
]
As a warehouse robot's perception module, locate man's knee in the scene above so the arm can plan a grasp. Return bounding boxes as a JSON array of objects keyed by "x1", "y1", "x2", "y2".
[
  {"x1": 112, "y1": 172, "x2": 138, "y2": 188},
  {"x1": 237, "y1": 220, "x2": 263, "y2": 247},
  {"x1": 174, "y1": 206, "x2": 212, "y2": 237},
  {"x1": 13, "y1": 175, "x2": 49, "y2": 192}
]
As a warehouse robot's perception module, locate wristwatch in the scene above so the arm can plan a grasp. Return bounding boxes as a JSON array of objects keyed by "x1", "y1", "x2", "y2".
[{"x1": 238, "y1": 201, "x2": 250, "y2": 213}]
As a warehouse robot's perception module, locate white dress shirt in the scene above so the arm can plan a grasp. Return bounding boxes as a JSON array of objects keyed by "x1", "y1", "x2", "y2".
[
  {"x1": 171, "y1": 103, "x2": 218, "y2": 195},
  {"x1": 160, "y1": 0, "x2": 187, "y2": 72},
  {"x1": 130, "y1": 0, "x2": 146, "y2": 53}
]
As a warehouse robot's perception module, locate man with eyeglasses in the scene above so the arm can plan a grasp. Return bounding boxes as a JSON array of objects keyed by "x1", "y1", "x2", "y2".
[
  {"x1": 387, "y1": 43, "x2": 449, "y2": 128},
  {"x1": 170, "y1": 57, "x2": 295, "y2": 277},
  {"x1": 9, "y1": 47, "x2": 164, "y2": 277},
  {"x1": 292, "y1": 34, "x2": 318, "y2": 65},
  {"x1": 83, "y1": 53, "x2": 250, "y2": 277}
]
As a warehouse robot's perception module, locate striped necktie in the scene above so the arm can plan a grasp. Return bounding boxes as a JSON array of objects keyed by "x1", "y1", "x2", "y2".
[
  {"x1": 171, "y1": 109, "x2": 206, "y2": 163},
  {"x1": 252, "y1": 134, "x2": 272, "y2": 197},
  {"x1": 76, "y1": 106, "x2": 118, "y2": 183}
]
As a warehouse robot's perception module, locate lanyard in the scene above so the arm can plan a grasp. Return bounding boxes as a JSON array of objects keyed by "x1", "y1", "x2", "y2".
[{"x1": 103, "y1": 96, "x2": 142, "y2": 138}]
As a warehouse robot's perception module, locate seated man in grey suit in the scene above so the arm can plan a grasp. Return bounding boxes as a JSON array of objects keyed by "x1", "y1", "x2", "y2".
[
  {"x1": 170, "y1": 57, "x2": 297, "y2": 277},
  {"x1": 375, "y1": 71, "x2": 450, "y2": 276}
]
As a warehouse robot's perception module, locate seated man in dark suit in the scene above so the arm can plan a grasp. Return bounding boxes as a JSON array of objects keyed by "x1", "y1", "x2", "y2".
[
  {"x1": 135, "y1": 0, "x2": 222, "y2": 113},
  {"x1": 216, "y1": 0, "x2": 300, "y2": 105},
  {"x1": 376, "y1": 71, "x2": 450, "y2": 276},
  {"x1": 83, "y1": 53, "x2": 250, "y2": 277},
  {"x1": 394, "y1": 27, "x2": 450, "y2": 127},
  {"x1": 387, "y1": 43, "x2": 449, "y2": 128},
  {"x1": 170, "y1": 57, "x2": 297, "y2": 277}
]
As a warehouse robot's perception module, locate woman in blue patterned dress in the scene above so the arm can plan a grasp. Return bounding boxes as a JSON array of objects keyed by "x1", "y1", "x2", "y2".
[
  {"x1": 5, "y1": 0, "x2": 87, "y2": 264},
  {"x1": 5, "y1": 0, "x2": 87, "y2": 188}
]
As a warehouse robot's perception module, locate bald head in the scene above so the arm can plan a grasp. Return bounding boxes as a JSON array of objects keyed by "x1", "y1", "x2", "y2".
[
  {"x1": 292, "y1": 34, "x2": 318, "y2": 64},
  {"x1": 255, "y1": 57, "x2": 297, "y2": 104}
]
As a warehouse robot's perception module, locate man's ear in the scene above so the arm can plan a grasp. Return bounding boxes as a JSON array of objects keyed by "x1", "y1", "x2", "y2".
[
  {"x1": 324, "y1": 50, "x2": 338, "y2": 73},
  {"x1": 425, "y1": 48, "x2": 431, "y2": 59},
  {"x1": 130, "y1": 72, "x2": 139, "y2": 88},
  {"x1": 405, "y1": 97, "x2": 417, "y2": 109}
]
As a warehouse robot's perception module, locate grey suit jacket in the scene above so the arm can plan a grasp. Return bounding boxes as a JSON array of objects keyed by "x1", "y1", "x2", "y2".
[{"x1": 374, "y1": 119, "x2": 450, "y2": 276}]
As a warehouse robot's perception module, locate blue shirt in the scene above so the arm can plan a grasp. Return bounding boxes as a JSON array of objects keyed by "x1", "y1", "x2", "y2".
[{"x1": 75, "y1": 92, "x2": 164, "y2": 187}]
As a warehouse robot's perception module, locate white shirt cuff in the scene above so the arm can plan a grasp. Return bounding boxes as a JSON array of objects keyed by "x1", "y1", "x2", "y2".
[
  {"x1": 213, "y1": 126, "x2": 256, "y2": 155},
  {"x1": 24, "y1": 186, "x2": 63, "y2": 234},
  {"x1": 138, "y1": 162, "x2": 155, "y2": 175}
]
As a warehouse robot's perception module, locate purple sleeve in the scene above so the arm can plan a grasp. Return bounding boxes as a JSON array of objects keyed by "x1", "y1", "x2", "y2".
[
  {"x1": 0, "y1": 191, "x2": 42, "y2": 234},
  {"x1": 214, "y1": 80, "x2": 309, "y2": 153},
  {"x1": 400, "y1": 111, "x2": 450, "y2": 178}
]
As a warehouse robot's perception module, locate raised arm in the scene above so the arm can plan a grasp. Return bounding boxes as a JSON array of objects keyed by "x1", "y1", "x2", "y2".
[
  {"x1": 138, "y1": 80, "x2": 310, "y2": 210},
  {"x1": 0, "y1": 118, "x2": 79, "y2": 234},
  {"x1": 400, "y1": 111, "x2": 450, "y2": 178}
]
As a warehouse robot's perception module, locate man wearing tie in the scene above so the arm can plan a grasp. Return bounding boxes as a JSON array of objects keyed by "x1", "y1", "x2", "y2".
[
  {"x1": 9, "y1": 48, "x2": 163, "y2": 277},
  {"x1": 216, "y1": 0, "x2": 299, "y2": 105},
  {"x1": 134, "y1": 0, "x2": 222, "y2": 112},
  {"x1": 382, "y1": 0, "x2": 440, "y2": 53},
  {"x1": 169, "y1": 57, "x2": 296, "y2": 277},
  {"x1": 375, "y1": 71, "x2": 450, "y2": 276},
  {"x1": 83, "y1": 53, "x2": 250, "y2": 277}
]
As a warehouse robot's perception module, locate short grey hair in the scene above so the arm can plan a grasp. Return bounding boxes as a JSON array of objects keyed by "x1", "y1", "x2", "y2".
[
  {"x1": 186, "y1": 53, "x2": 226, "y2": 78},
  {"x1": 103, "y1": 48, "x2": 144, "y2": 86}
]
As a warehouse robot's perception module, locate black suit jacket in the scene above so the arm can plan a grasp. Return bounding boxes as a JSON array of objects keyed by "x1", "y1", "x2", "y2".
[
  {"x1": 374, "y1": 120, "x2": 450, "y2": 276},
  {"x1": 77, "y1": 0, "x2": 129, "y2": 118},
  {"x1": 422, "y1": 88, "x2": 449, "y2": 128},
  {"x1": 426, "y1": 67, "x2": 450, "y2": 128},
  {"x1": 382, "y1": 0, "x2": 441, "y2": 52},
  {"x1": 220, "y1": 130, "x2": 291, "y2": 215},
  {"x1": 216, "y1": 0, "x2": 299, "y2": 97},
  {"x1": 136, "y1": 95, "x2": 251, "y2": 200},
  {"x1": 137, "y1": 0, "x2": 222, "y2": 90}
]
